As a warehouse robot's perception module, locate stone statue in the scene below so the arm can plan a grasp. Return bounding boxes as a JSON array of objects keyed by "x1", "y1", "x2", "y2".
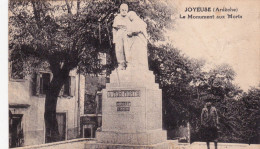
[
  {"x1": 113, "y1": 4, "x2": 148, "y2": 70},
  {"x1": 112, "y1": 3, "x2": 130, "y2": 70},
  {"x1": 126, "y1": 11, "x2": 149, "y2": 69}
]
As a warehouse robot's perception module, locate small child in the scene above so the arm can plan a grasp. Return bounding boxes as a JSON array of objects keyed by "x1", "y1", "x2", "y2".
[{"x1": 113, "y1": 3, "x2": 130, "y2": 70}]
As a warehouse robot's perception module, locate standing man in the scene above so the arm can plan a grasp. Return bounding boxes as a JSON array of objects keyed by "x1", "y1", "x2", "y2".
[
  {"x1": 201, "y1": 102, "x2": 219, "y2": 149},
  {"x1": 112, "y1": 3, "x2": 130, "y2": 70}
]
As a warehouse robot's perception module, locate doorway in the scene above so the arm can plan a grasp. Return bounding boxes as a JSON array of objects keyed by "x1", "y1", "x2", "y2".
[
  {"x1": 56, "y1": 113, "x2": 66, "y2": 141},
  {"x1": 9, "y1": 114, "x2": 24, "y2": 148},
  {"x1": 84, "y1": 128, "x2": 92, "y2": 138}
]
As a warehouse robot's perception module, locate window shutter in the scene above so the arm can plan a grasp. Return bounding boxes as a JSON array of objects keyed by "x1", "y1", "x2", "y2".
[
  {"x1": 59, "y1": 85, "x2": 64, "y2": 97},
  {"x1": 35, "y1": 73, "x2": 41, "y2": 96},
  {"x1": 69, "y1": 76, "x2": 76, "y2": 96}
]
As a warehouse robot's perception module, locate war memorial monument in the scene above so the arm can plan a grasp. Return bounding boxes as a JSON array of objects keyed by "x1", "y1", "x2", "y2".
[{"x1": 86, "y1": 4, "x2": 168, "y2": 149}]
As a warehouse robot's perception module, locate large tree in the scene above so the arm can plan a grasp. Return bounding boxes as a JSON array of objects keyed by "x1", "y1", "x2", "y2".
[
  {"x1": 148, "y1": 44, "x2": 248, "y2": 142},
  {"x1": 9, "y1": 0, "x2": 173, "y2": 142},
  {"x1": 148, "y1": 44, "x2": 197, "y2": 129},
  {"x1": 238, "y1": 86, "x2": 260, "y2": 143}
]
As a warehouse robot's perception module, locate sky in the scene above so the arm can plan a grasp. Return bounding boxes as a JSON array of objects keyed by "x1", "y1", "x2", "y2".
[{"x1": 167, "y1": 0, "x2": 260, "y2": 91}]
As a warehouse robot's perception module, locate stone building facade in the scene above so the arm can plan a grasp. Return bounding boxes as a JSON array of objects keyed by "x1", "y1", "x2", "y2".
[{"x1": 9, "y1": 69, "x2": 85, "y2": 147}]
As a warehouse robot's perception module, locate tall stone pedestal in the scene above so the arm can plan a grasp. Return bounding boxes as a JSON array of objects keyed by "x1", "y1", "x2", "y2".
[{"x1": 88, "y1": 67, "x2": 168, "y2": 149}]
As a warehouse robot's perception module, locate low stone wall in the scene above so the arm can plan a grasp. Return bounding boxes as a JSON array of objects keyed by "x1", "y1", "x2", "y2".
[
  {"x1": 12, "y1": 138, "x2": 95, "y2": 149},
  {"x1": 190, "y1": 142, "x2": 260, "y2": 149}
]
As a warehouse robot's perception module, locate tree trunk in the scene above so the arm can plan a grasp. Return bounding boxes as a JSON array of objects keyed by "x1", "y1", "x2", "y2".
[{"x1": 44, "y1": 68, "x2": 70, "y2": 143}]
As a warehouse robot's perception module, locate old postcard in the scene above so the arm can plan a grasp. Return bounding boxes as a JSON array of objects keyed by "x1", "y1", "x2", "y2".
[{"x1": 6, "y1": 0, "x2": 260, "y2": 148}]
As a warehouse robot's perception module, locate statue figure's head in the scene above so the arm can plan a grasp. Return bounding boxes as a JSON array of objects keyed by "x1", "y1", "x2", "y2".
[
  {"x1": 119, "y1": 3, "x2": 128, "y2": 17},
  {"x1": 205, "y1": 102, "x2": 212, "y2": 109},
  {"x1": 128, "y1": 11, "x2": 138, "y2": 21}
]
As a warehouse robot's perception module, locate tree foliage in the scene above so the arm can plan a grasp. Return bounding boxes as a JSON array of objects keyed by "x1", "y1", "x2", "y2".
[
  {"x1": 148, "y1": 43, "x2": 259, "y2": 143},
  {"x1": 9, "y1": 0, "x2": 174, "y2": 142}
]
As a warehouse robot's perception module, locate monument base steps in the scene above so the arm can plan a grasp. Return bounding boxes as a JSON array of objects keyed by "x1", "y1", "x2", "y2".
[
  {"x1": 96, "y1": 130, "x2": 167, "y2": 145},
  {"x1": 85, "y1": 141, "x2": 170, "y2": 149}
]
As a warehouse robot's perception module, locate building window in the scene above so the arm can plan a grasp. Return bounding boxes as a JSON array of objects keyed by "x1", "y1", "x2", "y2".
[
  {"x1": 59, "y1": 76, "x2": 76, "y2": 97},
  {"x1": 84, "y1": 94, "x2": 96, "y2": 114},
  {"x1": 63, "y1": 78, "x2": 70, "y2": 96},
  {"x1": 40, "y1": 73, "x2": 51, "y2": 95},
  {"x1": 33, "y1": 72, "x2": 51, "y2": 96}
]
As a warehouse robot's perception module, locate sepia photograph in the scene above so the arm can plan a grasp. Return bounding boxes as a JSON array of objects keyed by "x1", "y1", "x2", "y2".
[{"x1": 6, "y1": 0, "x2": 260, "y2": 148}]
